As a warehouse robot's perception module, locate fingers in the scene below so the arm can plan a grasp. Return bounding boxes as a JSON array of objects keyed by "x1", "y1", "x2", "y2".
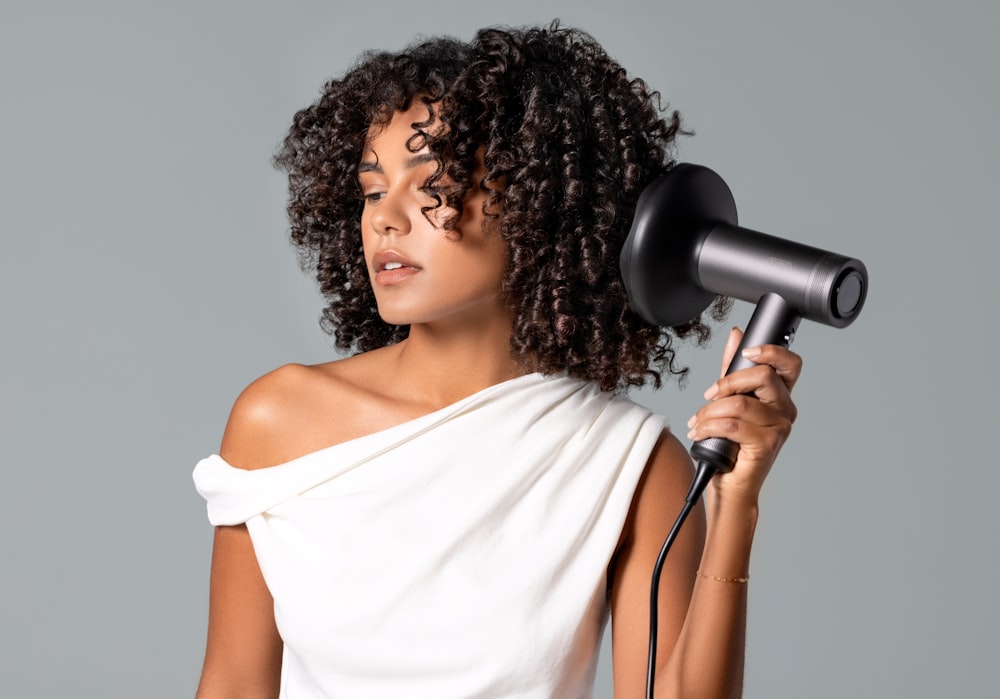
[
  {"x1": 707, "y1": 366, "x2": 797, "y2": 417},
  {"x1": 739, "y1": 343, "x2": 803, "y2": 393},
  {"x1": 712, "y1": 342, "x2": 803, "y2": 398},
  {"x1": 687, "y1": 392, "x2": 794, "y2": 442},
  {"x1": 690, "y1": 342, "x2": 803, "y2": 446},
  {"x1": 686, "y1": 404, "x2": 792, "y2": 456}
]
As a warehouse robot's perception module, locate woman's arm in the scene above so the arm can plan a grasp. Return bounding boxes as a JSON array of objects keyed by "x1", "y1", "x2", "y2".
[
  {"x1": 196, "y1": 524, "x2": 283, "y2": 699},
  {"x1": 195, "y1": 370, "x2": 313, "y2": 699},
  {"x1": 611, "y1": 328, "x2": 802, "y2": 698}
]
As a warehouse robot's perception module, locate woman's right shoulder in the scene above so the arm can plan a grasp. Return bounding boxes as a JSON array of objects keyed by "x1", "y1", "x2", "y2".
[{"x1": 218, "y1": 359, "x2": 365, "y2": 471}]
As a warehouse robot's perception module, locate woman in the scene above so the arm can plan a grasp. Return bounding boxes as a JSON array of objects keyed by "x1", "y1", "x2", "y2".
[{"x1": 194, "y1": 22, "x2": 800, "y2": 699}]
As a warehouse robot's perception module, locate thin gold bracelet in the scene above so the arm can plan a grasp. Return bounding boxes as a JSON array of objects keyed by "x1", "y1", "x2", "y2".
[{"x1": 696, "y1": 571, "x2": 749, "y2": 584}]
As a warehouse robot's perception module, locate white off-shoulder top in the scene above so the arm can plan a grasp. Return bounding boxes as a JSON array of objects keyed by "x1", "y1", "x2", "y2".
[{"x1": 194, "y1": 372, "x2": 663, "y2": 698}]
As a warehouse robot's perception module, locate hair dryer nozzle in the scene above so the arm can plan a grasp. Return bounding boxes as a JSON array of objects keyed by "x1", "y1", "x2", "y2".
[
  {"x1": 621, "y1": 163, "x2": 869, "y2": 329},
  {"x1": 620, "y1": 163, "x2": 737, "y2": 327}
]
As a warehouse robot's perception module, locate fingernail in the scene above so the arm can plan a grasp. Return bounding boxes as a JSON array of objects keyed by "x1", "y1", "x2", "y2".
[
  {"x1": 686, "y1": 428, "x2": 697, "y2": 440},
  {"x1": 741, "y1": 346, "x2": 762, "y2": 359},
  {"x1": 687, "y1": 415, "x2": 696, "y2": 429},
  {"x1": 704, "y1": 384, "x2": 718, "y2": 400}
]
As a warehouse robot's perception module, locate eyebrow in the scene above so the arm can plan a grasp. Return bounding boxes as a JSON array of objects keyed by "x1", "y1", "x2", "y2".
[{"x1": 357, "y1": 151, "x2": 437, "y2": 174}]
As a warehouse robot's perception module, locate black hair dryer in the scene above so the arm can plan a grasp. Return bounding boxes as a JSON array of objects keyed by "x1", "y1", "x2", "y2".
[{"x1": 620, "y1": 163, "x2": 868, "y2": 494}]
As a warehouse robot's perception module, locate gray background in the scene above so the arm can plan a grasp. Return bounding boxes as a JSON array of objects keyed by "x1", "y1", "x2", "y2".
[{"x1": 2, "y1": 0, "x2": 996, "y2": 696}]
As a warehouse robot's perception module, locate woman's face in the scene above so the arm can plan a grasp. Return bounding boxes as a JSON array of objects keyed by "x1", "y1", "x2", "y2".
[{"x1": 359, "y1": 103, "x2": 507, "y2": 329}]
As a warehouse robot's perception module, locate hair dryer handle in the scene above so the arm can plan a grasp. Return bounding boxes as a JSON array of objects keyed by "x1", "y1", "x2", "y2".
[{"x1": 689, "y1": 293, "x2": 802, "y2": 477}]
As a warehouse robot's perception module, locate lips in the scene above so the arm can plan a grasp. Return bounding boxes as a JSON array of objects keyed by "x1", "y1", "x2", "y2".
[{"x1": 372, "y1": 250, "x2": 421, "y2": 285}]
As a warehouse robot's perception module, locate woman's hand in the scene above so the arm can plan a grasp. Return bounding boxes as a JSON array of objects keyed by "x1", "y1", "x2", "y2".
[{"x1": 685, "y1": 326, "x2": 803, "y2": 504}]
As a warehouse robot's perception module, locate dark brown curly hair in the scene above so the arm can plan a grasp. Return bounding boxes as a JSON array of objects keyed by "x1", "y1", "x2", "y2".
[{"x1": 274, "y1": 22, "x2": 729, "y2": 392}]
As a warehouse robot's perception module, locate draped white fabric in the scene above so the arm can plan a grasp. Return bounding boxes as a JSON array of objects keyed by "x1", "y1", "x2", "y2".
[{"x1": 194, "y1": 373, "x2": 664, "y2": 698}]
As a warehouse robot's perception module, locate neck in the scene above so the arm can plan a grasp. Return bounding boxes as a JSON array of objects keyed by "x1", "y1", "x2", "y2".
[{"x1": 388, "y1": 310, "x2": 527, "y2": 408}]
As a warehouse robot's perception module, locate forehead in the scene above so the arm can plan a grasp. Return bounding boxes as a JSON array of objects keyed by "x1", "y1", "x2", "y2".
[{"x1": 362, "y1": 103, "x2": 436, "y2": 156}]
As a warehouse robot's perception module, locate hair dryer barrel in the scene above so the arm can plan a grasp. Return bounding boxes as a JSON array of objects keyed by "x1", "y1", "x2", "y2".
[{"x1": 696, "y1": 223, "x2": 868, "y2": 328}]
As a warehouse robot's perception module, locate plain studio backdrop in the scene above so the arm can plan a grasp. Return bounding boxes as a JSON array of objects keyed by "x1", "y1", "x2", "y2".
[{"x1": 2, "y1": 1, "x2": 996, "y2": 696}]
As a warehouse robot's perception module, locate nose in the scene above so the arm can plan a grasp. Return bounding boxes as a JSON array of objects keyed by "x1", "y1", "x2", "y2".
[{"x1": 369, "y1": 189, "x2": 413, "y2": 237}]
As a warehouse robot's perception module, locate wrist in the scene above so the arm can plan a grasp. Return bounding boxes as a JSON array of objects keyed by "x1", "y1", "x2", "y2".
[
  {"x1": 706, "y1": 480, "x2": 761, "y2": 518},
  {"x1": 703, "y1": 485, "x2": 760, "y2": 560}
]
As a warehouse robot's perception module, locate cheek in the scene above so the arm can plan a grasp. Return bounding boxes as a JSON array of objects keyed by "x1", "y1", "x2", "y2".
[
  {"x1": 426, "y1": 206, "x2": 454, "y2": 231},
  {"x1": 475, "y1": 238, "x2": 509, "y2": 291},
  {"x1": 359, "y1": 219, "x2": 376, "y2": 266}
]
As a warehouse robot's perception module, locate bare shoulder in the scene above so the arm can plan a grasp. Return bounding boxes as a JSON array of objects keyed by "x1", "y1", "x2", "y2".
[
  {"x1": 628, "y1": 429, "x2": 698, "y2": 530},
  {"x1": 219, "y1": 352, "x2": 394, "y2": 471},
  {"x1": 219, "y1": 363, "x2": 330, "y2": 470}
]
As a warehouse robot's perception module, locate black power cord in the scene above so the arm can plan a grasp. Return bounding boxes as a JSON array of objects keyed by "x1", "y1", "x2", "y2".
[{"x1": 645, "y1": 459, "x2": 718, "y2": 699}]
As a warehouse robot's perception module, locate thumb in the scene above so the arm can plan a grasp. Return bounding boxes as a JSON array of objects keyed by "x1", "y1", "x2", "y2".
[{"x1": 720, "y1": 326, "x2": 744, "y2": 378}]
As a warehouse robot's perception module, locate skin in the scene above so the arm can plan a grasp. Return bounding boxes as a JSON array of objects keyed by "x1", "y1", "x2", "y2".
[{"x1": 195, "y1": 105, "x2": 802, "y2": 699}]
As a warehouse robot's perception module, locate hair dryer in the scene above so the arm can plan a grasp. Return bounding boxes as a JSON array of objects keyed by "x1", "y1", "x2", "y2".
[
  {"x1": 620, "y1": 162, "x2": 868, "y2": 493},
  {"x1": 622, "y1": 162, "x2": 869, "y2": 699}
]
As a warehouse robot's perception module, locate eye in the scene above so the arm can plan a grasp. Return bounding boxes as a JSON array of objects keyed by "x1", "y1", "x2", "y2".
[{"x1": 361, "y1": 190, "x2": 385, "y2": 204}]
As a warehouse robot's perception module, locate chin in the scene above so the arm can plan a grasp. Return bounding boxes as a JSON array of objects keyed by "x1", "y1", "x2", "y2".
[{"x1": 375, "y1": 305, "x2": 420, "y2": 327}]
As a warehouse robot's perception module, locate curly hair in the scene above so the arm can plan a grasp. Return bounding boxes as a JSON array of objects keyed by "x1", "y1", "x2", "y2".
[
  {"x1": 274, "y1": 22, "x2": 729, "y2": 392},
  {"x1": 273, "y1": 37, "x2": 470, "y2": 351}
]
